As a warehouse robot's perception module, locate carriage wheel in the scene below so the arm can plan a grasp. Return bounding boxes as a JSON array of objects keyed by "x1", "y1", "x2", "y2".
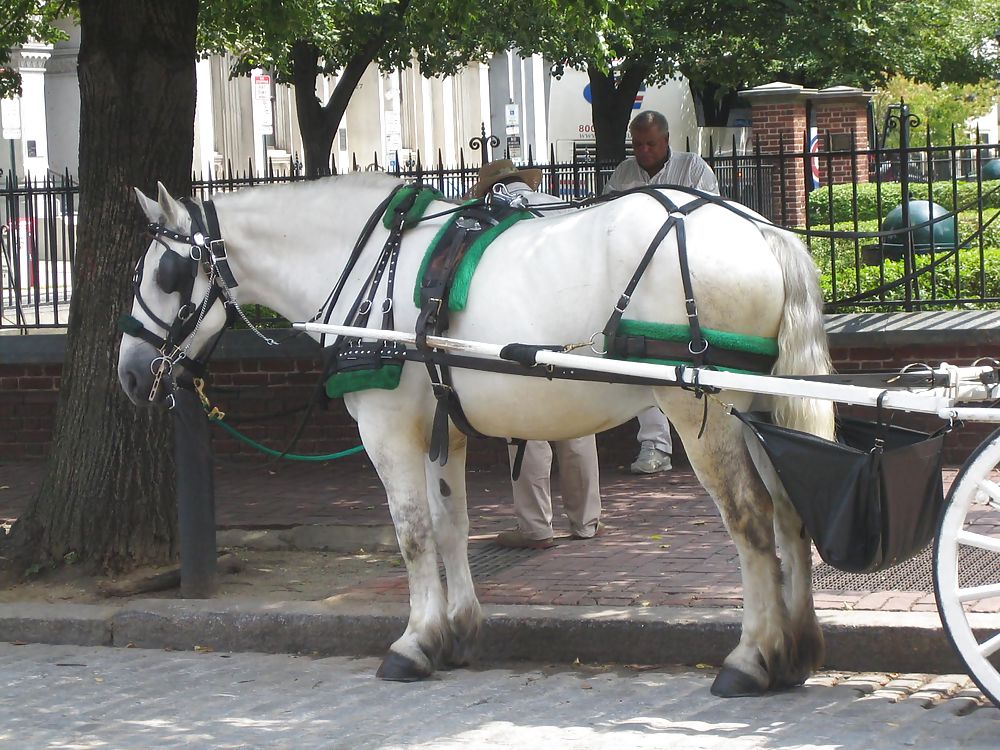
[{"x1": 933, "y1": 428, "x2": 1000, "y2": 707}]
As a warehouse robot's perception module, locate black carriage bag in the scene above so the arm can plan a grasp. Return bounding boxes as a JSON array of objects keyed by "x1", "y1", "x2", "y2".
[{"x1": 734, "y1": 403, "x2": 951, "y2": 574}]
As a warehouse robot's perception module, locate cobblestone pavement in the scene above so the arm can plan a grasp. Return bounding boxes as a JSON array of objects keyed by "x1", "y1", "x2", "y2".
[{"x1": 0, "y1": 643, "x2": 996, "y2": 750}]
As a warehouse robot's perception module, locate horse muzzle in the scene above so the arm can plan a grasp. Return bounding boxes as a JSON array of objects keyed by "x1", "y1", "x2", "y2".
[{"x1": 118, "y1": 341, "x2": 176, "y2": 408}]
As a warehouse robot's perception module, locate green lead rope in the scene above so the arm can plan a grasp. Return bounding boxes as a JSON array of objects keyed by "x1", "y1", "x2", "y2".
[
  {"x1": 193, "y1": 378, "x2": 366, "y2": 462},
  {"x1": 210, "y1": 418, "x2": 366, "y2": 462}
]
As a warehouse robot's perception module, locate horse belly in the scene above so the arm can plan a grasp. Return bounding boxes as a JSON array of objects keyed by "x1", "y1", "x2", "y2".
[{"x1": 448, "y1": 369, "x2": 650, "y2": 440}]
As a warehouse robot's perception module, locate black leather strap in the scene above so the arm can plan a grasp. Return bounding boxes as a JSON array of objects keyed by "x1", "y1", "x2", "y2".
[
  {"x1": 609, "y1": 335, "x2": 777, "y2": 373},
  {"x1": 318, "y1": 184, "x2": 406, "y2": 348}
]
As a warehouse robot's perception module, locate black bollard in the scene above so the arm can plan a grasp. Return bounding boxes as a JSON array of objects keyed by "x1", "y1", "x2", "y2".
[{"x1": 171, "y1": 383, "x2": 218, "y2": 597}]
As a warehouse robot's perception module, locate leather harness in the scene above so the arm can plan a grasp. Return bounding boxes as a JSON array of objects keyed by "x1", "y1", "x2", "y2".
[
  {"x1": 414, "y1": 202, "x2": 529, "y2": 465},
  {"x1": 400, "y1": 185, "x2": 774, "y2": 465}
]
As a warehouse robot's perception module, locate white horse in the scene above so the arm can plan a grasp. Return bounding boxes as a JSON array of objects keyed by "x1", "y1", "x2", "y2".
[{"x1": 118, "y1": 173, "x2": 835, "y2": 697}]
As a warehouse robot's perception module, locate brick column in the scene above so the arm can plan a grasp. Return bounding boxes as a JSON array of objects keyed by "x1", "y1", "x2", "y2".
[
  {"x1": 742, "y1": 82, "x2": 814, "y2": 226},
  {"x1": 810, "y1": 86, "x2": 873, "y2": 185}
]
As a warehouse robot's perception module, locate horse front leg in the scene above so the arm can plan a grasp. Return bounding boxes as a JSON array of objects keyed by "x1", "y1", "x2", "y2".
[
  {"x1": 670, "y1": 401, "x2": 799, "y2": 697},
  {"x1": 357, "y1": 416, "x2": 449, "y2": 682},
  {"x1": 425, "y1": 432, "x2": 482, "y2": 667}
]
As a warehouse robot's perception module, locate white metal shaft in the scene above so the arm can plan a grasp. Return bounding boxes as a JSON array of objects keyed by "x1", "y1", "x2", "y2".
[{"x1": 294, "y1": 321, "x2": 998, "y2": 416}]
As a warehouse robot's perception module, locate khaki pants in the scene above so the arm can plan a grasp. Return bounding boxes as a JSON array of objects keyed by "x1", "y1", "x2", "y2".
[
  {"x1": 636, "y1": 407, "x2": 672, "y2": 454},
  {"x1": 507, "y1": 436, "x2": 601, "y2": 540}
]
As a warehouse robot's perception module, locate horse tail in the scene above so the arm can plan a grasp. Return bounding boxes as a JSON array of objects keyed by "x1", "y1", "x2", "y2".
[{"x1": 761, "y1": 225, "x2": 836, "y2": 441}]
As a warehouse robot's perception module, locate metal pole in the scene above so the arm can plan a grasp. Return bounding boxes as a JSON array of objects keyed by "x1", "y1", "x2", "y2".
[
  {"x1": 171, "y1": 383, "x2": 218, "y2": 598},
  {"x1": 898, "y1": 103, "x2": 913, "y2": 310}
]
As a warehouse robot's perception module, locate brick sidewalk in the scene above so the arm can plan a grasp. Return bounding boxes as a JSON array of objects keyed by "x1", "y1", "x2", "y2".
[{"x1": 2, "y1": 458, "x2": 996, "y2": 614}]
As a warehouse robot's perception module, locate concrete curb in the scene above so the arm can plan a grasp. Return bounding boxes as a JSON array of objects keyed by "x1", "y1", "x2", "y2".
[
  {"x1": 216, "y1": 524, "x2": 399, "y2": 553},
  {"x1": 2, "y1": 599, "x2": 996, "y2": 676}
]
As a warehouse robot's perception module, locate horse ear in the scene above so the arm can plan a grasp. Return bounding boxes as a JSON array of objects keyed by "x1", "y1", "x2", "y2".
[
  {"x1": 155, "y1": 181, "x2": 186, "y2": 227},
  {"x1": 133, "y1": 187, "x2": 162, "y2": 223}
]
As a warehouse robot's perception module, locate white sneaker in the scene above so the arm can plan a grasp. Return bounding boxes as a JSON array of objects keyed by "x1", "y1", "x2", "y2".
[{"x1": 630, "y1": 442, "x2": 672, "y2": 474}]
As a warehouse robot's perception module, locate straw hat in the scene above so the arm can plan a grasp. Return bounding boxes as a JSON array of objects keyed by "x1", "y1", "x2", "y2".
[{"x1": 467, "y1": 159, "x2": 542, "y2": 199}]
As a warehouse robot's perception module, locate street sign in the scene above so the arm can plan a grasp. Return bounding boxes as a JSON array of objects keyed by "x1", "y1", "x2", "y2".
[
  {"x1": 253, "y1": 74, "x2": 271, "y2": 101},
  {"x1": 258, "y1": 98, "x2": 273, "y2": 135},
  {"x1": 505, "y1": 103, "x2": 519, "y2": 126},
  {"x1": 507, "y1": 134, "x2": 522, "y2": 159},
  {"x1": 1, "y1": 97, "x2": 22, "y2": 140}
]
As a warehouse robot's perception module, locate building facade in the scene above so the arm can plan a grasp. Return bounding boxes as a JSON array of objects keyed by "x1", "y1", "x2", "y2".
[{"x1": 1, "y1": 21, "x2": 736, "y2": 181}]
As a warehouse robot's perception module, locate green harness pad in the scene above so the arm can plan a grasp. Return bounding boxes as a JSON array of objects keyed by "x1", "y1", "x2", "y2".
[
  {"x1": 411, "y1": 208, "x2": 535, "y2": 311},
  {"x1": 383, "y1": 185, "x2": 444, "y2": 229},
  {"x1": 325, "y1": 361, "x2": 402, "y2": 399},
  {"x1": 612, "y1": 318, "x2": 778, "y2": 374}
]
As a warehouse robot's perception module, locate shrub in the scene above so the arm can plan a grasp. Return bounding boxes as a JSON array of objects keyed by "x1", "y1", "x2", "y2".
[
  {"x1": 807, "y1": 179, "x2": 1000, "y2": 225},
  {"x1": 817, "y1": 244, "x2": 1000, "y2": 312}
]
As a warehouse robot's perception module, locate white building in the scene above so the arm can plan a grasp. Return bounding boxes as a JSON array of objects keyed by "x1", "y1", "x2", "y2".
[{"x1": 1, "y1": 20, "x2": 764, "y2": 183}]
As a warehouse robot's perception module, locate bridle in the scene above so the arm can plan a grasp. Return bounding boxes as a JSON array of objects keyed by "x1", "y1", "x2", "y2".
[{"x1": 119, "y1": 197, "x2": 276, "y2": 408}]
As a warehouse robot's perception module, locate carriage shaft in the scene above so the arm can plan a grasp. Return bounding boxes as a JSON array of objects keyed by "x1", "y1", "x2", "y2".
[{"x1": 293, "y1": 322, "x2": 999, "y2": 418}]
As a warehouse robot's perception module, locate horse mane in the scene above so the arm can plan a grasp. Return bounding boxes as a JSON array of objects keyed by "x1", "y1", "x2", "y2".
[{"x1": 210, "y1": 171, "x2": 403, "y2": 208}]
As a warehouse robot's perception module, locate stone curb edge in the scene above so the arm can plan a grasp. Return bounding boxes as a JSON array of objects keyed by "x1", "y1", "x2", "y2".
[{"x1": 2, "y1": 599, "x2": 996, "y2": 676}]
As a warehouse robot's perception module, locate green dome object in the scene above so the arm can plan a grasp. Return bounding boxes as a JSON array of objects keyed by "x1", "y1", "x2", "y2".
[
  {"x1": 880, "y1": 200, "x2": 957, "y2": 258},
  {"x1": 984, "y1": 159, "x2": 1000, "y2": 181}
]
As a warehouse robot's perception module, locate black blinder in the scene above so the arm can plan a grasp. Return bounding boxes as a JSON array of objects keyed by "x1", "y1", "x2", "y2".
[{"x1": 156, "y1": 250, "x2": 196, "y2": 295}]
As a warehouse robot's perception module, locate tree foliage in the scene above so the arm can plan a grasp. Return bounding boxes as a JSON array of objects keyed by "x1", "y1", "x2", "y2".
[
  {"x1": 874, "y1": 75, "x2": 1000, "y2": 147},
  {"x1": 0, "y1": 1, "x2": 70, "y2": 98},
  {"x1": 505, "y1": 0, "x2": 1000, "y2": 161}
]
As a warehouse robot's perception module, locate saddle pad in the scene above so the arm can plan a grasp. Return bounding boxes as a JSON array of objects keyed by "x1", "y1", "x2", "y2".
[
  {"x1": 612, "y1": 319, "x2": 778, "y2": 374},
  {"x1": 411, "y1": 209, "x2": 534, "y2": 312},
  {"x1": 382, "y1": 186, "x2": 444, "y2": 229}
]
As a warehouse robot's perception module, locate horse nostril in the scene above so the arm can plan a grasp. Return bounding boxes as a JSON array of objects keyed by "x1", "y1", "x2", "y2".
[{"x1": 125, "y1": 370, "x2": 139, "y2": 397}]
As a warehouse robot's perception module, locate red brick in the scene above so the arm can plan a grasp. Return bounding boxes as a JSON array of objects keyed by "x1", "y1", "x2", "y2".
[{"x1": 17, "y1": 376, "x2": 54, "y2": 390}]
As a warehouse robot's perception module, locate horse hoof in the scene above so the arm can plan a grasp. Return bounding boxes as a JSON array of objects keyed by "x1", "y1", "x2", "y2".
[
  {"x1": 444, "y1": 636, "x2": 476, "y2": 668},
  {"x1": 376, "y1": 651, "x2": 432, "y2": 682},
  {"x1": 710, "y1": 666, "x2": 767, "y2": 698}
]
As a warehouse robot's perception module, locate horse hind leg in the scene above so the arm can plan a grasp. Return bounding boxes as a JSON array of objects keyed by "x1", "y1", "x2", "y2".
[
  {"x1": 425, "y1": 433, "x2": 483, "y2": 668},
  {"x1": 670, "y1": 402, "x2": 798, "y2": 697},
  {"x1": 745, "y1": 431, "x2": 825, "y2": 686},
  {"x1": 773, "y1": 490, "x2": 824, "y2": 686},
  {"x1": 357, "y1": 415, "x2": 450, "y2": 682}
]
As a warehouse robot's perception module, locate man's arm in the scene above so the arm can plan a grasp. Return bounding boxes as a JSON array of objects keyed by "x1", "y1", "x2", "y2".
[
  {"x1": 602, "y1": 159, "x2": 634, "y2": 195},
  {"x1": 692, "y1": 158, "x2": 719, "y2": 194}
]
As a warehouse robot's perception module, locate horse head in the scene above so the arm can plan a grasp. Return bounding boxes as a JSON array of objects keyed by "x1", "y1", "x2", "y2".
[{"x1": 117, "y1": 182, "x2": 232, "y2": 408}]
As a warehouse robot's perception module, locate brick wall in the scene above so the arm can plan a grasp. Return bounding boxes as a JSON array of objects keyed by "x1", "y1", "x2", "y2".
[
  {"x1": 813, "y1": 99, "x2": 870, "y2": 184},
  {"x1": 748, "y1": 100, "x2": 809, "y2": 226},
  {"x1": 0, "y1": 361, "x2": 60, "y2": 460},
  {"x1": 1, "y1": 320, "x2": 995, "y2": 467},
  {"x1": 745, "y1": 83, "x2": 874, "y2": 226}
]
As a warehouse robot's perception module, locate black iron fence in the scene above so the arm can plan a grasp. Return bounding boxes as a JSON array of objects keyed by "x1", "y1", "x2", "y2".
[
  {"x1": 1, "y1": 170, "x2": 77, "y2": 331},
  {"x1": 3, "y1": 129, "x2": 1000, "y2": 330}
]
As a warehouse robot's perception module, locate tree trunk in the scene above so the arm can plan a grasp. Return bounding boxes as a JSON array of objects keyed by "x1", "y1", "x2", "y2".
[
  {"x1": 690, "y1": 82, "x2": 742, "y2": 127},
  {"x1": 588, "y1": 62, "x2": 651, "y2": 166},
  {"x1": 291, "y1": 1, "x2": 412, "y2": 177},
  {"x1": 291, "y1": 41, "x2": 340, "y2": 177},
  {"x1": 1, "y1": 1, "x2": 198, "y2": 576}
]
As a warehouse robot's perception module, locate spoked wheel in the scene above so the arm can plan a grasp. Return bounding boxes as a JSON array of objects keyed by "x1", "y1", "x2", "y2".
[{"x1": 933, "y1": 428, "x2": 1000, "y2": 708}]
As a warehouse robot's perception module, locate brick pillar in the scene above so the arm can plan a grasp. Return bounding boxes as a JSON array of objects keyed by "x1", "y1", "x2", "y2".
[
  {"x1": 742, "y1": 82, "x2": 814, "y2": 227},
  {"x1": 810, "y1": 86, "x2": 873, "y2": 185}
]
